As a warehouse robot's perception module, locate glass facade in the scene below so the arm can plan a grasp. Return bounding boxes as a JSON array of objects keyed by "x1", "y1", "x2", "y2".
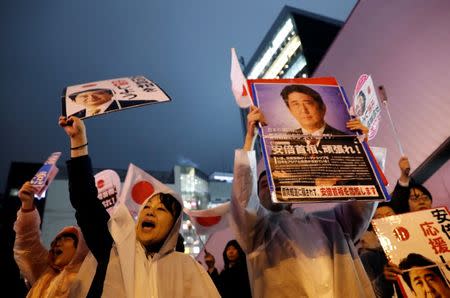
[
  {"x1": 245, "y1": 6, "x2": 342, "y2": 80},
  {"x1": 177, "y1": 165, "x2": 228, "y2": 257}
]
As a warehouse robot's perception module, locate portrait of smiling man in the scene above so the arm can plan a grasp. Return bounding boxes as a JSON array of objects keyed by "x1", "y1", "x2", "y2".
[
  {"x1": 280, "y1": 84, "x2": 347, "y2": 137},
  {"x1": 68, "y1": 88, "x2": 118, "y2": 118}
]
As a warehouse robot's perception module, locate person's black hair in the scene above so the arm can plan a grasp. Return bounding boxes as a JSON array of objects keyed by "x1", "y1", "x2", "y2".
[
  {"x1": 222, "y1": 239, "x2": 246, "y2": 269},
  {"x1": 409, "y1": 184, "x2": 433, "y2": 202},
  {"x1": 398, "y1": 253, "x2": 445, "y2": 291},
  {"x1": 367, "y1": 201, "x2": 395, "y2": 231},
  {"x1": 52, "y1": 232, "x2": 78, "y2": 248},
  {"x1": 143, "y1": 193, "x2": 182, "y2": 254},
  {"x1": 175, "y1": 233, "x2": 185, "y2": 252},
  {"x1": 377, "y1": 201, "x2": 395, "y2": 210},
  {"x1": 68, "y1": 88, "x2": 113, "y2": 101},
  {"x1": 204, "y1": 251, "x2": 215, "y2": 262},
  {"x1": 257, "y1": 170, "x2": 267, "y2": 195},
  {"x1": 358, "y1": 91, "x2": 366, "y2": 108},
  {"x1": 280, "y1": 84, "x2": 325, "y2": 109},
  {"x1": 358, "y1": 90, "x2": 366, "y2": 100},
  {"x1": 354, "y1": 90, "x2": 366, "y2": 116},
  {"x1": 159, "y1": 193, "x2": 182, "y2": 220},
  {"x1": 391, "y1": 181, "x2": 433, "y2": 214}
]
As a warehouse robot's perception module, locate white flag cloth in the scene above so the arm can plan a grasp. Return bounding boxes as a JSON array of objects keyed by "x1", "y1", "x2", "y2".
[
  {"x1": 230, "y1": 48, "x2": 252, "y2": 108},
  {"x1": 196, "y1": 226, "x2": 235, "y2": 272},
  {"x1": 184, "y1": 202, "x2": 231, "y2": 235},
  {"x1": 118, "y1": 163, "x2": 180, "y2": 219}
]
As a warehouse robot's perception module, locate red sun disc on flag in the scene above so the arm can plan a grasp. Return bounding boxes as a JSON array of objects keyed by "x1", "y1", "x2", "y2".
[
  {"x1": 131, "y1": 181, "x2": 155, "y2": 204},
  {"x1": 195, "y1": 216, "x2": 221, "y2": 227},
  {"x1": 97, "y1": 179, "x2": 105, "y2": 189}
]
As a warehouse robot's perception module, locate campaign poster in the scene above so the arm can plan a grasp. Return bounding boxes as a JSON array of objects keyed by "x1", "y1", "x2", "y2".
[
  {"x1": 30, "y1": 152, "x2": 61, "y2": 199},
  {"x1": 95, "y1": 169, "x2": 121, "y2": 213},
  {"x1": 249, "y1": 77, "x2": 389, "y2": 203},
  {"x1": 62, "y1": 76, "x2": 171, "y2": 119},
  {"x1": 353, "y1": 74, "x2": 381, "y2": 141},
  {"x1": 372, "y1": 207, "x2": 450, "y2": 297}
]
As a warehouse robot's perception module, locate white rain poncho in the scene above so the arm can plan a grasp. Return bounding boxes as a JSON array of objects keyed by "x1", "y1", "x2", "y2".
[
  {"x1": 230, "y1": 149, "x2": 376, "y2": 298},
  {"x1": 14, "y1": 209, "x2": 88, "y2": 298},
  {"x1": 68, "y1": 156, "x2": 219, "y2": 298}
]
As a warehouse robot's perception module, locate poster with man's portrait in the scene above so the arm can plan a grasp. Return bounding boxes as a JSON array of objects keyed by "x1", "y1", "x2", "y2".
[
  {"x1": 30, "y1": 152, "x2": 61, "y2": 199},
  {"x1": 248, "y1": 77, "x2": 388, "y2": 203},
  {"x1": 372, "y1": 207, "x2": 450, "y2": 297},
  {"x1": 353, "y1": 74, "x2": 381, "y2": 141},
  {"x1": 62, "y1": 76, "x2": 171, "y2": 119},
  {"x1": 95, "y1": 169, "x2": 121, "y2": 214}
]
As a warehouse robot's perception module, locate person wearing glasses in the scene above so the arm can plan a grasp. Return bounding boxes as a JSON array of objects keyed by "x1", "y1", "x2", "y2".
[{"x1": 390, "y1": 156, "x2": 433, "y2": 214}]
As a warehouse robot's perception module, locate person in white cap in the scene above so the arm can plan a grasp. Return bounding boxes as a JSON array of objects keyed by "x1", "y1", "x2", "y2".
[
  {"x1": 59, "y1": 115, "x2": 220, "y2": 298},
  {"x1": 229, "y1": 106, "x2": 376, "y2": 298}
]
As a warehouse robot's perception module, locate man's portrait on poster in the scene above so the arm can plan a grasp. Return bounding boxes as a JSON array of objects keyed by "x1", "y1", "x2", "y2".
[
  {"x1": 354, "y1": 90, "x2": 367, "y2": 117},
  {"x1": 253, "y1": 81, "x2": 382, "y2": 201},
  {"x1": 68, "y1": 88, "x2": 117, "y2": 118},
  {"x1": 67, "y1": 87, "x2": 159, "y2": 118},
  {"x1": 399, "y1": 253, "x2": 450, "y2": 298},
  {"x1": 255, "y1": 83, "x2": 352, "y2": 137}
]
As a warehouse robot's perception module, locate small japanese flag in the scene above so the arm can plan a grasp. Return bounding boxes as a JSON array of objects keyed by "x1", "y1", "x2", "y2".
[
  {"x1": 230, "y1": 48, "x2": 252, "y2": 108},
  {"x1": 184, "y1": 202, "x2": 231, "y2": 235},
  {"x1": 119, "y1": 163, "x2": 178, "y2": 219}
]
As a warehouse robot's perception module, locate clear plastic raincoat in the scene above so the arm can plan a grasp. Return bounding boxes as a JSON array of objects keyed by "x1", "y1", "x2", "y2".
[
  {"x1": 67, "y1": 156, "x2": 219, "y2": 298},
  {"x1": 230, "y1": 150, "x2": 376, "y2": 298},
  {"x1": 14, "y1": 209, "x2": 88, "y2": 298}
]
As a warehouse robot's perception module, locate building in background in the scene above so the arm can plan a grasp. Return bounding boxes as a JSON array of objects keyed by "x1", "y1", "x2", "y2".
[
  {"x1": 240, "y1": 5, "x2": 344, "y2": 157},
  {"x1": 245, "y1": 5, "x2": 343, "y2": 80},
  {"x1": 176, "y1": 166, "x2": 232, "y2": 256}
]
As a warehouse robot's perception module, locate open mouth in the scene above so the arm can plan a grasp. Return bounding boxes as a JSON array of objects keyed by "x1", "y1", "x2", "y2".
[
  {"x1": 53, "y1": 248, "x2": 63, "y2": 257},
  {"x1": 142, "y1": 220, "x2": 156, "y2": 231}
]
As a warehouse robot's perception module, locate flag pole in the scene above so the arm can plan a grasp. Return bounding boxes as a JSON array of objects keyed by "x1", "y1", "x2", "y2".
[{"x1": 378, "y1": 85, "x2": 405, "y2": 156}]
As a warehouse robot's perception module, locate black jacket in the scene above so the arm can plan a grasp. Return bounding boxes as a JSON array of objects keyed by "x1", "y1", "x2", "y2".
[{"x1": 67, "y1": 156, "x2": 113, "y2": 298}]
